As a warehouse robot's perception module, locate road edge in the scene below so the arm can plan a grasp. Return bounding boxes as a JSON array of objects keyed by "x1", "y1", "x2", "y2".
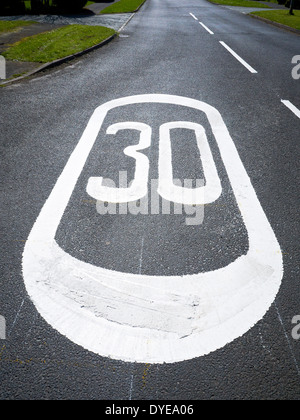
[
  {"x1": 249, "y1": 13, "x2": 300, "y2": 35},
  {"x1": 206, "y1": 0, "x2": 300, "y2": 36}
]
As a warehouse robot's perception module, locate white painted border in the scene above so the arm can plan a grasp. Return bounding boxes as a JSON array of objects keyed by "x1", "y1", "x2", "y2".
[{"x1": 23, "y1": 95, "x2": 283, "y2": 364}]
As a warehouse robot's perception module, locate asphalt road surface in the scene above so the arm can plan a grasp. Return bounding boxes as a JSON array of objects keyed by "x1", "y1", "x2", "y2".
[{"x1": 0, "y1": 0, "x2": 300, "y2": 400}]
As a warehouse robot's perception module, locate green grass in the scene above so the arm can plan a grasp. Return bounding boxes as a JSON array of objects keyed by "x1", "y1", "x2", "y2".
[
  {"x1": 3, "y1": 24, "x2": 116, "y2": 63},
  {"x1": 208, "y1": 0, "x2": 271, "y2": 7},
  {"x1": 252, "y1": 9, "x2": 300, "y2": 29},
  {"x1": 24, "y1": 1, "x2": 31, "y2": 10},
  {"x1": 0, "y1": 20, "x2": 35, "y2": 33},
  {"x1": 100, "y1": 0, "x2": 146, "y2": 14}
]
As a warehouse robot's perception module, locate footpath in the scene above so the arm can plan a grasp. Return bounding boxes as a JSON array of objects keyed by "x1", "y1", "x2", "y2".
[{"x1": 0, "y1": 2, "x2": 134, "y2": 85}]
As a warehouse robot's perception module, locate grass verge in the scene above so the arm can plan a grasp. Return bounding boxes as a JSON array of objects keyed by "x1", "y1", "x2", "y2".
[
  {"x1": 208, "y1": 0, "x2": 271, "y2": 7},
  {"x1": 0, "y1": 21, "x2": 36, "y2": 34},
  {"x1": 251, "y1": 9, "x2": 300, "y2": 30},
  {"x1": 100, "y1": 0, "x2": 146, "y2": 14},
  {"x1": 2, "y1": 24, "x2": 116, "y2": 63}
]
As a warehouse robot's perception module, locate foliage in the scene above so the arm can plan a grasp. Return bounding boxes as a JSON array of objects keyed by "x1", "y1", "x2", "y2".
[
  {"x1": 100, "y1": 0, "x2": 146, "y2": 14},
  {"x1": 3, "y1": 24, "x2": 115, "y2": 62},
  {"x1": 0, "y1": 0, "x2": 88, "y2": 14},
  {"x1": 252, "y1": 9, "x2": 300, "y2": 29}
]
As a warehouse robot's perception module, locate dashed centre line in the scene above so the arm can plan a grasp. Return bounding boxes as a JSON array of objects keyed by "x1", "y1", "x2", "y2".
[
  {"x1": 189, "y1": 12, "x2": 214, "y2": 34},
  {"x1": 189, "y1": 13, "x2": 300, "y2": 120},
  {"x1": 189, "y1": 12, "x2": 198, "y2": 21},
  {"x1": 219, "y1": 41, "x2": 258, "y2": 74},
  {"x1": 189, "y1": 13, "x2": 257, "y2": 73},
  {"x1": 199, "y1": 22, "x2": 214, "y2": 35}
]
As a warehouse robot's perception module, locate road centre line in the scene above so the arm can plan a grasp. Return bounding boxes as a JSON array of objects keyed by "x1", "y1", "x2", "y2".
[
  {"x1": 281, "y1": 100, "x2": 300, "y2": 119},
  {"x1": 219, "y1": 41, "x2": 258, "y2": 74},
  {"x1": 189, "y1": 12, "x2": 198, "y2": 21},
  {"x1": 189, "y1": 15, "x2": 256, "y2": 72},
  {"x1": 189, "y1": 13, "x2": 214, "y2": 34},
  {"x1": 199, "y1": 22, "x2": 214, "y2": 35}
]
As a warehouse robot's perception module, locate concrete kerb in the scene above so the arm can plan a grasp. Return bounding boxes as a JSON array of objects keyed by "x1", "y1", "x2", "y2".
[
  {"x1": 0, "y1": 33, "x2": 117, "y2": 86},
  {"x1": 211, "y1": 1, "x2": 300, "y2": 35},
  {"x1": 0, "y1": 13, "x2": 134, "y2": 87},
  {"x1": 207, "y1": 1, "x2": 300, "y2": 35}
]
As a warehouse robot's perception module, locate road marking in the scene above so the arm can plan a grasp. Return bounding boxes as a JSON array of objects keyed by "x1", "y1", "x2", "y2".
[
  {"x1": 189, "y1": 12, "x2": 198, "y2": 21},
  {"x1": 23, "y1": 95, "x2": 283, "y2": 364},
  {"x1": 199, "y1": 22, "x2": 214, "y2": 35},
  {"x1": 158, "y1": 121, "x2": 222, "y2": 205},
  {"x1": 281, "y1": 100, "x2": 300, "y2": 119},
  {"x1": 87, "y1": 122, "x2": 151, "y2": 203},
  {"x1": 219, "y1": 41, "x2": 258, "y2": 74}
]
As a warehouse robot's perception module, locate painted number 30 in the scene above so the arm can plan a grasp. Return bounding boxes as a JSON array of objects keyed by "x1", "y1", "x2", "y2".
[
  {"x1": 87, "y1": 121, "x2": 222, "y2": 206},
  {"x1": 23, "y1": 95, "x2": 284, "y2": 364}
]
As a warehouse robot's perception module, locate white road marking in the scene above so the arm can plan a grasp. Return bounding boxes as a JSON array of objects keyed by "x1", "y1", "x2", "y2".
[
  {"x1": 281, "y1": 100, "x2": 300, "y2": 119},
  {"x1": 199, "y1": 22, "x2": 214, "y2": 35},
  {"x1": 23, "y1": 95, "x2": 283, "y2": 364},
  {"x1": 189, "y1": 13, "x2": 198, "y2": 21},
  {"x1": 87, "y1": 122, "x2": 151, "y2": 203},
  {"x1": 158, "y1": 121, "x2": 222, "y2": 205},
  {"x1": 219, "y1": 41, "x2": 258, "y2": 74}
]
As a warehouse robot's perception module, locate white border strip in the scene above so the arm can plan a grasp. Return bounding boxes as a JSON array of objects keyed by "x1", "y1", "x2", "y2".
[
  {"x1": 220, "y1": 41, "x2": 258, "y2": 74},
  {"x1": 281, "y1": 100, "x2": 300, "y2": 119},
  {"x1": 23, "y1": 95, "x2": 283, "y2": 364}
]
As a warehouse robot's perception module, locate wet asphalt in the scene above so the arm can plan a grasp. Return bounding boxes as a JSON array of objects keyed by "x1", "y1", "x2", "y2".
[{"x1": 0, "y1": 0, "x2": 299, "y2": 400}]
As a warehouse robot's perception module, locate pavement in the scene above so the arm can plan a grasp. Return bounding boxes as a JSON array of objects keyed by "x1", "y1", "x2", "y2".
[
  {"x1": 0, "y1": 2, "x2": 134, "y2": 81},
  {"x1": 0, "y1": 0, "x2": 299, "y2": 401}
]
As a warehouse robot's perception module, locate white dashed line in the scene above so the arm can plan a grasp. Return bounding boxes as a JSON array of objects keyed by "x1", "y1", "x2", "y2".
[
  {"x1": 189, "y1": 12, "x2": 198, "y2": 21},
  {"x1": 199, "y1": 22, "x2": 214, "y2": 35},
  {"x1": 220, "y1": 41, "x2": 258, "y2": 74}
]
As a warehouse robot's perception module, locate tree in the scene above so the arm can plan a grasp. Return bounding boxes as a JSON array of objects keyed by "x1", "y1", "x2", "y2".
[
  {"x1": 0, "y1": 0, "x2": 26, "y2": 14},
  {"x1": 284, "y1": 0, "x2": 300, "y2": 10},
  {"x1": 53, "y1": 0, "x2": 88, "y2": 12},
  {"x1": 27, "y1": 0, "x2": 88, "y2": 14}
]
